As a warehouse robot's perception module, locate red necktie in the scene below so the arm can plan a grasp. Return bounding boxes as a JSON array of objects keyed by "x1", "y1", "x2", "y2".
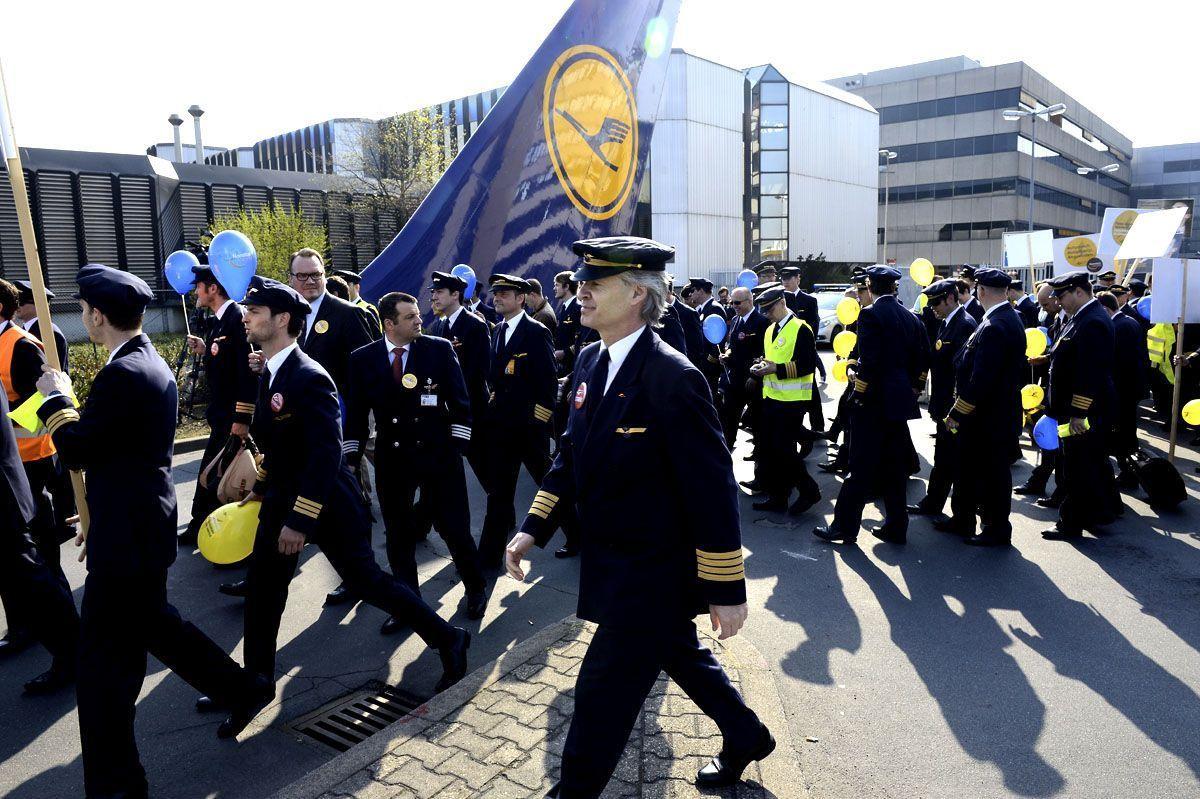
[{"x1": 392, "y1": 346, "x2": 406, "y2": 384}]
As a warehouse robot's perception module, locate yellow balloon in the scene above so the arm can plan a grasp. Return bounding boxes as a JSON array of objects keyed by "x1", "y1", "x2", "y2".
[
  {"x1": 836, "y1": 297, "x2": 860, "y2": 326},
  {"x1": 1021, "y1": 384, "x2": 1045, "y2": 411},
  {"x1": 1024, "y1": 328, "x2": 1048, "y2": 358},
  {"x1": 910, "y1": 258, "x2": 935, "y2": 287},
  {"x1": 832, "y1": 359, "x2": 849, "y2": 383},
  {"x1": 198, "y1": 501, "x2": 260, "y2": 565},
  {"x1": 833, "y1": 330, "x2": 857, "y2": 359},
  {"x1": 917, "y1": 293, "x2": 928, "y2": 310},
  {"x1": 1183, "y1": 399, "x2": 1200, "y2": 426}
]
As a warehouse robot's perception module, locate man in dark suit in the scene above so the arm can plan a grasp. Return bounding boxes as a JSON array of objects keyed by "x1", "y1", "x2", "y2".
[
  {"x1": 907, "y1": 279, "x2": 977, "y2": 520},
  {"x1": 36, "y1": 265, "x2": 266, "y2": 798},
  {"x1": 1008, "y1": 278, "x2": 1039, "y2": 328},
  {"x1": 467, "y1": 285, "x2": 501, "y2": 325},
  {"x1": 780, "y1": 265, "x2": 826, "y2": 431},
  {"x1": 506, "y1": 236, "x2": 774, "y2": 797},
  {"x1": 1042, "y1": 272, "x2": 1119, "y2": 540},
  {"x1": 332, "y1": 268, "x2": 383, "y2": 335},
  {"x1": 179, "y1": 265, "x2": 257, "y2": 545},
  {"x1": 552, "y1": 271, "x2": 582, "y2": 376},
  {"x1": 1112, "y1": 284, "x2": 1151, "y2": 333},
  {"x1": 959, "y1": 266, "x2": 985, "y2": 323},
  {"x1": 288, "y1": 248, "x2": 376, "y2": 396},
  {"x1": 478, "y1": 273, "x2": 559, "y2": 572},
  {"x1": 1016, "y1": 281, "x2": 1067, "y2": 499},
  {"x1": 13, "y1": 280, "x2": 69, "y2": 372},
  {"x1": 1098, "y1": 290, "x2": 1149, "y2": 487},
  {"x1": 940, "y1": 269, "x2": 1028, "y2": 546},
  {"x1": 719, "y1": 286, "x2": 768, "y2": 449},
  {"x1": 688, "y1": 278, "x2": 726, "y2": 396},
  {"x1": 345, "y1": 292, "x2": 487, "y2": 630},
  {"x1": 672, "y1": 287, "x2": 707, "y2": 374},
  {"x1": 815, "y1": 267, "x2": 929, "y2": 545},
  {"x1": 220, "y1": 278, "x2": 470, "y2": 739}
]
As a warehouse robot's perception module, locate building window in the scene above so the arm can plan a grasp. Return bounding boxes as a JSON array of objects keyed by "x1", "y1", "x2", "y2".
[
  {"x1": 760, "y1": 127, "x2": 787, "y2": 150},
  {"x1": 760, "y1": 151, "x2": 787, "y2": 172},
  {"x1": 760, "y1": 82, "x2": 788, "y2": 104},
  {"x1": 760, "y1": 105, "x2": 788, "y2": 128},
  {"x1": 761, "y1": 195, "x2": 787, "y2": 216},
  {"x1": 760, "y1": 172, "x2": 787, "y2": 195},
  {"x1": 761, "y1": 218, "x2": 787, "y2": 238}
]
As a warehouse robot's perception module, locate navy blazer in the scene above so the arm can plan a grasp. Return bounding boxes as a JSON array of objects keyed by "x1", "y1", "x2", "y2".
[
  {"x1": 1, "y1": 388, "x2": 35, "y2": 529},
  {"x1": 25, "y1": 319, "x2": 69, "y2": 374},
  {"x1": 429, "y1": 307, "x2": 492, "y2": 417},
  {"x1": 343, "y1": 335, "x2": 472, "y2": 461},
  {"x1": 726, "y1": 310, "x2": 770, "y2": 383},
  {"x1": 673, "y1": 300, "x2": 707, "y2": 373},
  {"x1": 554, "y1": 298, "x2": 583, "y2": 374},
  {"x1": 785, "y1": 290, "x2": 820, "y2": 333},
  {"x1": 1112, "y1": 311, "x2": 1149, "y2": 402},
  {"x1": 963, "y1": 296, "x2": 985, "y2": 323},
  {"x1": 300, "y1": 292, "x2": 376, "y2": 393},
  {"x1": 488, "y1": 313, "x2": 557, "y2": 428},
  {"x1": 657, "y1": 303, "x2": 689, "y2": 357},
  {"x1": 1016, "y1": 295, "x2": 1040, "y2": 328},
  {"x1": 850, "y1": 295, "x2": 930, "y2": 422},
  {"x1": 519, "y1": 327, "x2": 745, "y2": 627},
  {"x1": 947, "y1": 303, "x2": 1026, "y2": 438},
  {"x1": 202, "y1": 302, "x2": 257, "y2": 426},
  {"x1": 38, "y1": 335, "x2": 178, "y2": 576},
  {"x1": 927, "y1": 307, "x2": 977, "y2": 421},
  {"x1": 1049, "y1": 299, "x2": 1116, "y2": 424}
]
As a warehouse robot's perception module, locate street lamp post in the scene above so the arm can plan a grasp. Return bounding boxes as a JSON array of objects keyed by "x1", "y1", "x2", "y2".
[
  {"x1": 1001, "y1": 102, "x2": 1067, "y2": 234},
  {"x1": 1077, "y1": 163, "x2": 1121, "y2": 230},
  {"x1": 879, "y1": 148, "x2": 897, "y2": 263}
]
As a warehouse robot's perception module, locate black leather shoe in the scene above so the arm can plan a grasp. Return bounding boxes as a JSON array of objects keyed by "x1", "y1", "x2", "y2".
[
  {"x1": 217, "y1": 675, "x2": 274, "y2": 740},
  {"x1": 324, "y1": 584, "x2": 354, "y2": 606},
  {"x1": 906, "y1": 502, "x2": 939, "y2": 516},
  {"x1": 787, "y1": 493, "x2": 820, "y2": 516},
  {"x1": 751, "y1": 499, "x2": 787, "y2": 513},
  {"x1": 465, "y1": 590, "x2": 487, "y2": 621},
  {"x1": 812, "y1": 526, "x2": 856, "y2": 544},
  {"x1": 196, "y1": 694, "x2": 223, "y2": 713},
  {"x1": 872, "y1": 528, "x2": 906, "y2": 545},
  {"x1": 1014, "y1": 481, "x2": 1047, "y2": 497},
  {"x1": 738, "y1": 480, "x2": 764, "y2": 494},
  {"x1": 23, "y1": 666, "x2": 74, "y2": 696},
  {"x1": 965, "y1": 534, "x2": 1011, "y2": 547},
  {"x1": 817, "y1": 461, "x2": 847, "y2": 475},
  {"x1": 932, "y1": 517, "x2": 972, "y2": 536},
  {"x1": 695, "y1": 727, "x2": 776, "y2": 787},
  {"x1": 1042, "y1": 527, "x2": 1082, "y2": 541},
  {"x1": 218, "y1": 579, "x2": 248, "y2": 598},
  {"x1": 1035, "y1": 495, "x2": 1063, "y2": 509},
  {"x1": 380, "y1": 615, "x2": 407, "y2": 635},
  {"x1": 553, "y1": 545, "x2": 579, "y2": 559},
  {"x1": 0, "y1": 629, "x2": 34, "y2": 658},
  {"x1": 434, "y1": 628, "x2": 471, "y2": 693}
]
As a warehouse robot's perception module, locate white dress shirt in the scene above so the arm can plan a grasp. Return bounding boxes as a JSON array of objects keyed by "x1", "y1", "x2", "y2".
[
  {"x1": 303, "y1": 292, "x2": 326, "y2": 342},
  {"x1": 501, "y1": 311, "x2": 526, "y2": 346},
  {"x1": 598, "y1": 325, "x2": 646, "y2": 394},
  {"x1": 445, "y1": 305, "x2": 465, "y2": 328},
  {"x1": 385, "y1": 334, "x2": 410, "y2": 371},
  {"x1": 214, "y1": 298, "x2": 236, "y2": 320},
  {"x1": 265, "y1": 342, "x2": 299, "y2": 387}
]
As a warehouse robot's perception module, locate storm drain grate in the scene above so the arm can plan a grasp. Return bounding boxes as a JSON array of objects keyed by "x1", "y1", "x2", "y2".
[{"x1": 288, "y1": 682, "x2": 425, "y2": 752}]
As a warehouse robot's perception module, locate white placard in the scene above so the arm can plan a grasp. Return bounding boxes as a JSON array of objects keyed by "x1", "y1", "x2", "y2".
[
  {"x1": 1051, "y1": 234, "x2": 1114, "y2": 276},
  {"x1": 1149, "y1": 258, "x2": 1200, "y2": 323},
  {"x1": 1115, "y1": 206, "x2": 1188, "y2": 260},
  {"x1": 1098, "y1": 207, "x2": 1152, "y2": 254},
  {"x1": 1003, "y1": 230, "x2": 1054, "y2": 267}
]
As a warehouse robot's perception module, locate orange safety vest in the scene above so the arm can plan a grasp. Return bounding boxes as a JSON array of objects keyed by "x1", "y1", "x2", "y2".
[{"x1": 0, "y1": 324, "x2": 57, "y2": 462}]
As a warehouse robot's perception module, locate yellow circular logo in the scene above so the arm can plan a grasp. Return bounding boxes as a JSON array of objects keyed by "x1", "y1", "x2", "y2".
[
  {"x1": 543, "y1": 45, "x2": 638, "y2": 221},
  {"x1": 314, "y1": 320, "x2": 329, "y2": 334},
  {"x1": 1112, "y1": 210, "x2": 1140, "y2": 244},
  {"x1": 401, "y1": 373, "x2": 418, "y2": 390},
  {"x1": 1063, "y1": 237, "x2": 1098, "y2": 267}
]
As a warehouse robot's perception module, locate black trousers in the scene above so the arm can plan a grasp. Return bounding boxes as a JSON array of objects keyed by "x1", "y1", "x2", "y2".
[
  {"x1": 2, "y1": 457, "x2": 70, "y2": 636},
  {"x1": 480, "y1": 425, "x2": 552, "y2": 569},
  {"x1": 186, "y1": 423, "x2": 230, "y2": 537},
  {"x1": 1111, "y1": 390, "x2": 1140, "y2": 463},
  {"x1": 0, "y1": 517, "x2": 77, "y2": 661},
  {"x1": 244, "y1": 497, "x2": 454, "y2": 678},
  {"x1": 950, "y1": 424, "x2": 1013, "y2": 537},
  {"x1": 759, "y1": 399, "x2": 819, "y2": 505},
  {"x1": 831, "y1": 408, "x2": 911, "y2": 537},
  {"x1": 1148, "y1": 369, "x2": 1174, "y2": 425},
  {"x1": 804, "y1": 389, "x2": 825, "y2": 433},
  {"x1": 720, "y1": 378, "x2": 757, "y2": 449},
  {"x1": 553, "y1": 622, "x2": 762, "y2": 798},
  {"x1": 376, "y1": 452, "x2": 484, "y2": 596},
  {"x1": 78, "y1": 570, "x2": 251, "y2": 798},
  {"x1": 921, "y1": 420, "x2": 957, "y2": 512},
  {"x1": 1059, "y1": 425, "x2": 1118, "y2": 533}
]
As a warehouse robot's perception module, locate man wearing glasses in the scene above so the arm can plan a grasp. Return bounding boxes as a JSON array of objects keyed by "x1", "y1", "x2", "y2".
[{"x1": 719, "y1": 286, "x2": 768, "y2": 450}]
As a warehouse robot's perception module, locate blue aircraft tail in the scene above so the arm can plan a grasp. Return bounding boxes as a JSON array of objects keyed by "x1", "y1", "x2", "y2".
[{"x1": 360, "y1": 0, "x2": 682, "y2": 303}]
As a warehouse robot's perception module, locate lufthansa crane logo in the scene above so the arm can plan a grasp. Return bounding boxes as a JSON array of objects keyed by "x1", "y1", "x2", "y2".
[{"x1": 543, "y1": 45, "x2": 638, "y2": 221}]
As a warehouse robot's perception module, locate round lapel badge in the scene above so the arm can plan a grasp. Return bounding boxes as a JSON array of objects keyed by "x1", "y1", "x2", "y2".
[
  {"x1": 210, "y1": 341, "x2": 219, "y2": 356},
  {"x1": 935, "y1": 340, "x2": 943, "y2": 351},
  {"x1": 574, "y1": 382, "x2": 588, "y2": 410},
  {"x1": 314, "y1": 320, "x2": 330, "y2": 334},
  {"x1": 270, "y1": 393, "x2": 284, "y2": 412},
  {"x1": 401, "y1": 373, "x2": 418, "y2": 390}
]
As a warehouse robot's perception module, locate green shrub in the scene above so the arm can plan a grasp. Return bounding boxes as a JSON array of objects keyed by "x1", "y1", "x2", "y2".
[
  {"x1": 203, "y1": 204, "x2": 329, "y2": 283},
  {"x1": 68, "y1": 333, "x2": 192, "y2": 406}
]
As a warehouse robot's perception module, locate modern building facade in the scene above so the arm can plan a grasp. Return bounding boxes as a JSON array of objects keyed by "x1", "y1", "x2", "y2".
[
  {"x1": 1132, "y1": 142, "x2": 1200, "y2": 258},
  {"x1": 828, "y1": 57, "x2": 1134, "y2": 269}
]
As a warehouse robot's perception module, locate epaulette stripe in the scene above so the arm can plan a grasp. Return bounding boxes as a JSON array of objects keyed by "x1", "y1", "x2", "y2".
[
  {"x1": 527, "y1": 506, "x2": 549, "y2": 519},
  {"x1": 534, "y1": 491, "x2": 559, "y2": 504},
  {"x1": 697, "y1": 571, "x2": 745, "y2": 582},
  {"x1": 696, "y1": 548, "x2": 743, "y2": 560},
  {"x1": 293, "y1": 504, "x2": 320, "y2": 519}
]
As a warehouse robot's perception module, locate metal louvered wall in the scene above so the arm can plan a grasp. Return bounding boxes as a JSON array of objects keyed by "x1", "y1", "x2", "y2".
[{"x1": 0, "y1": 172, "x2": 28, "y2": 281}]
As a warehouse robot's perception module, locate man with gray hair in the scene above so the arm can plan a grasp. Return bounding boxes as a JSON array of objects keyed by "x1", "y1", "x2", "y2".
[{"x1": 506, "y1": 236, "x2": 773, "y2": 797}]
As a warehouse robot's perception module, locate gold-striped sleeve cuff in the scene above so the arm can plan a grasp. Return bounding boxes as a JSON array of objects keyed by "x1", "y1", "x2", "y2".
[
  {"x1": 853, "y1": 378, "x2": 868, "y2": 394},
  {"x1": 952, "y1": 398, "x2": 976, "y2": 415},
  {"x1": 784, "y1": 362, "x2": 798, "y2": 380},
  {"x1": 918, "y1": 371, "x2": 928, "y2": 384},
  {"x1": 255, "y1": 462, "x2": 267, "y2": 480},
  {"x1": 45, "y1": 407, "x2": 80, "y2": 435},
  {"x1": 846, "y1": 359, "x2": 858, "y2": 367},
  {"x1": 1071, "y1": 395, "x2": 1093, "y2": 411},
  {"x1": 532, "y1": 404, "x2": 553, "y2": 423},
  {"x1": 293, "y1": 497, "x2": 322, "y2": 519},
  {"x1": 697, "y1": 549, "x2": 746, "y2": 582},
  {"x1": 527, "y1": 489, "x2": 559, "y2": 520},
  {"x1": 235, "y1": 402, "x2": 256, "y2": 415}
]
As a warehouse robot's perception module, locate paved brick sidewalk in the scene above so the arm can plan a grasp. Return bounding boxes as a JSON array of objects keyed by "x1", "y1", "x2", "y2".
[{"x1": 272, "y1": 617, "x2": 802, "y2": 799}]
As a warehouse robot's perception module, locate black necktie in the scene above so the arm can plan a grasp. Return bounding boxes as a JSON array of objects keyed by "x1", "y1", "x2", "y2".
[
  {"x1": 259, "y1": 365, "x2": 272, "y2": 407},
  {"x1": 587, "y1": 349, "x2": 610, "y2": 421},
  {"x1": 495, "y1": 321, "x2": 508, "y2": 354}
]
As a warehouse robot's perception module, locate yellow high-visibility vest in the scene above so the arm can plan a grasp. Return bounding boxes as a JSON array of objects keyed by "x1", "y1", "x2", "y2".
[
  {"x1": 762, "y1": 316, "x2": 814, "y2": 402},
  {"x1": 1147, "y1": 323, "x2": 1175, "y2": 385}
]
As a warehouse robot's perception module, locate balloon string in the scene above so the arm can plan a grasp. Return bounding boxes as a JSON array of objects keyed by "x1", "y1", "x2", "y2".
[{"x1": 182, "y1": 294, "x2": 191, "y2": 337}]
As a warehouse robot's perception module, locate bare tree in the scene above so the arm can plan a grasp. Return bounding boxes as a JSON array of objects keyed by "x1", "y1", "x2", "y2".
[{"x1": 333, "y1": 109, "x2": 445, "y2": 224}]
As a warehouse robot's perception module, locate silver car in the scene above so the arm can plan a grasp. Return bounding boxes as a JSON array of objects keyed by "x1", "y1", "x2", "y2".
[{"x1": 814, "y1": 286, "x2": 853, "y2": 346}]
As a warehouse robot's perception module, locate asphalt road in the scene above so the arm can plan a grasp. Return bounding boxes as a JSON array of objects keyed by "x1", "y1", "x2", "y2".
[{"x1": 3, "y1": 351, "x2": 1199, "y2": 798}]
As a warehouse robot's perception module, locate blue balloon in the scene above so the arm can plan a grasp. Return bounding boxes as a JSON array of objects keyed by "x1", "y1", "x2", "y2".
[
  {"x1": 163, "y1": 249, "x2": 199, "y2": 295},
  {"x1": 1136, "y1": 295, "x2": 1152, "y2": 321},
  {"x1": 451, "y1": 263, "x2": 477, "y2": 299},
  {"x1": 208, "y1": 230, "x2": 258, "y2": 301},
  {"x1": 702, "y1": 314, "x2": 728, "y2": 345},
  {"x1": 736, "y1": 269, "x2": 757, "y2": 289},
  {"x1": 1033, "y1": 415, "x2": 1059, "y2": 451}
]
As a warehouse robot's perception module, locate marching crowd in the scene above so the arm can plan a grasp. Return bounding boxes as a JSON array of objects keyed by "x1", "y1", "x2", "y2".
[{"x1": 0, "y1": 234, "x2": 1189, "y2": 799}]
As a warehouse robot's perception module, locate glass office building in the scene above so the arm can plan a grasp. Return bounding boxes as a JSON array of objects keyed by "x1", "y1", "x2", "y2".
[{"x1": 1133, "y1": 142, "x2": 1200, "y2": 258}]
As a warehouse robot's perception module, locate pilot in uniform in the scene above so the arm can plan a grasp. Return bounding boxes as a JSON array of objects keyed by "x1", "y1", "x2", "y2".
[
  {"x1": 506, "y1": 237, "x2": 774, "y2": 798},
  {"x1": 344, "y1": 291, "x2": 488, "y2": 629},
  {"x1": 36, "y1": 265, "x2": 265, "y2": 798}
]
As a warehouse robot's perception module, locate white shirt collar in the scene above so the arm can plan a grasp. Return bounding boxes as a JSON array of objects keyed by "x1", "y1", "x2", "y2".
[
  {"x1": 502, "y1": 311, "x2": 525, "y2": 344},
  {"x1": 983, "y1": 301, "x2": 1007, "y2": 320},
  {"x1": 214, "y1": 298, "x2": 236, "y2": 320},
  {"x1": 1072, "y1": 298, "x2": 1097, "y2": 319},
  {"x1": 307, "y1": 291, "x2": 326, "y2": 322},
  {"x1": 599, "y1": 325, "x2": 646, "y2": 393},
  {"x1": 446, "y1": 305, "x2": 464, "y2": 326},
  {"x1": 0, "y1": 319, "x2": 10, "y2": 334},
  {"x1": 945, "y1": 305, "x2": 963, "y2": 325},
  {"x1": 265, "y1": 342, "x2": 299, "y2": 387},
  {"x1": 22, "y1": 316, "x2": 36, "y2": 331},
  {"x1": 564, "y1": 296, "x2": 577, "y2": 309},
  {"x1": 739, "y1": 309, "x2": 753, "y2": 323},
  {"x1": 106, "y1": 336, "x2": 139, "y2": 366}
]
